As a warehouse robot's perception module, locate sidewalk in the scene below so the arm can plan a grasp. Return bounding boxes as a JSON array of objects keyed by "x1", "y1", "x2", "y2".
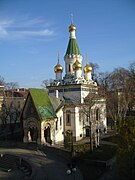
[{"x1": 0, "y1": 147, "x2": 83, "y2": 180}]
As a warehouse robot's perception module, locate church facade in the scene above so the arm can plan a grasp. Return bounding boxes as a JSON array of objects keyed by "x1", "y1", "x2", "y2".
[{"x1": 21, "y1": 20, "x2": 107, "y2": 145}]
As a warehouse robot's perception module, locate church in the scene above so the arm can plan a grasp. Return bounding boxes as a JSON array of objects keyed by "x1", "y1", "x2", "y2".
[{"x1": 21, "y1": 20, "x2": 107, "y2": 145}]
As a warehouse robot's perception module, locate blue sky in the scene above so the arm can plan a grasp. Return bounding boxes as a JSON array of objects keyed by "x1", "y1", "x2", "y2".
[{"x1": 0, "y1": 0, "x2": 135, "y2": 88}]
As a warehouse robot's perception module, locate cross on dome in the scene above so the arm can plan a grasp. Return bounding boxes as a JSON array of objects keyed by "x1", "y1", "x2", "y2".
[{"x1": 70, "y1": 13, "x2": 74, "y2": 24}]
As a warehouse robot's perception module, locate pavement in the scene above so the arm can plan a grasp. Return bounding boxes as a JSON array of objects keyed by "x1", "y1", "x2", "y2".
[
  {"x1": 0, "y1": 127, "x2": 116, "y2": 180},
  {"x1": 0, "y1": 147, "x2": 83, "y2": 180}
]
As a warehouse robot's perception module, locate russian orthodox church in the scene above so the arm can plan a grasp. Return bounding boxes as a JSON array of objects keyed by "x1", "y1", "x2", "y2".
[{"x1": 21, "y1": 20, "x2": 107, "y2": 145}]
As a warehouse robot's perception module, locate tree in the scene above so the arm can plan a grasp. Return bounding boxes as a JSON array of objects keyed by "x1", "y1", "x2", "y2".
[
  {"x1": 116, "y1": 118, "x2": 135, "y2": 179},
  {"x1": 79, "y1": 92, "x2": 106, "y2": 152},
  {"x1": 97, "y1": 72, "x2": 110, "y2": 96},
  {"x1": 81, "y1": 94, "x2": 97, "y2": 151},
  {"x1": 96, "y1": 63, "x2": 135, "y2": 179},
  {"x1": 89, "y1": 62, "x2": 99, "y2": 81},
  {"x1": 128, "y1": 62, "x2": 135, "y2": 115},
  {"x1": 0, "y1": 99, "x2": 21, "y2": 139},
  {"x1": 0, "y1": 76, "x2": 5, "y2": 85},
  {"x1": 5, "y1": 82, "x2": 19, "y2": 90},
  {"x1": 41, "y1": 78, "x2": 54, "y2": 89},
  {"x1": 98, "y1": 67, "x2": 132, "y2": 131}
]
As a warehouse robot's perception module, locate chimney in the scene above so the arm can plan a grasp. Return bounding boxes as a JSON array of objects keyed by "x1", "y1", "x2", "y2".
[{"x1": 55, "y1": 90, "x2": 59, "y2": 98}]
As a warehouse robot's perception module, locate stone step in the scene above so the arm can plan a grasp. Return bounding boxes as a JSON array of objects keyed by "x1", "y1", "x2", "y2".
[
  {"x1": 0, "y1": 154, "x2": 18, "y2": 170},
  {"x1": 20, "y1": 166, "x2": 31, "y2": 176}
]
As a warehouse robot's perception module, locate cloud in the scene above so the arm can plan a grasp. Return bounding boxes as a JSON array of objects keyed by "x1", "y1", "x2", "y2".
[
  {"x1": 0, "y1": 26, "x2": 8, "y2": 37},
  {"x1": 0, "y1": 17, "x2": 55, "y2": 40},
  {"x1": 17, "y1": 29, "x2": 54, "y2": 36},
  {"x1": 0, "y1": 19, "x2": 13, "y2": 38}
]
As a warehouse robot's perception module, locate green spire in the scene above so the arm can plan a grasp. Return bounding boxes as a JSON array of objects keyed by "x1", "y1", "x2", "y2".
[
  {"x1": 65, "y1": 38, "x2": 80, "y2": 56},
  {"x1": 65, "y1": 17, "x2": 81, "y2": 56}
]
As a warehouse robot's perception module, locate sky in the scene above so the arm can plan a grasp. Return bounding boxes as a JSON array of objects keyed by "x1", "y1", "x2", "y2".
[{"x1": 0, "y1": 0, "x2": 135, "y2": 88}]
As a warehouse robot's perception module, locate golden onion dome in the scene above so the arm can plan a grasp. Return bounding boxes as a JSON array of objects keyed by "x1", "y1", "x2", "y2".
[
  {"x1": 84, "y1": 63, "x2": 92, "y2": 73},
  {"x1": 68, "y1": 24, "x2": 76, "y2": 32},
  {"x1": 54, "y1": 63, "x2": 63, "y2": 73},
  {"x1": 73, "y1": 59, "x2": 82, "y2": 70}
]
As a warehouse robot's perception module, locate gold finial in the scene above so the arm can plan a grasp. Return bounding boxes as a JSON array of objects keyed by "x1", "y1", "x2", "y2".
[
  {"x1": 84, "y1": 53, "x2": 93, "y2": 73},
  {"x1": 69, "y1": 13, "x2": 76, "y2": 32},
  {"x1": 54, "y1": 50, "x2": 63, "y2": 73},
  {"x1": 70, "y1": 13, "x2": 74, "y2": 24}
]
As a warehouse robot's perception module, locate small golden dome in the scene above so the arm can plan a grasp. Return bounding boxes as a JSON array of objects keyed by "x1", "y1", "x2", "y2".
[
  {"x1": 54, "y1": 63, "x2": 63, "y2": 73},
  {"x1": 69, "y1": 24, "x2": 76, "y2": 32},
  {"x1": 73, "y1": 59, "x2": 82, "y2": 70},
  {"x1": 84, "y1": 63, "x2": 92, "y2": 73}
]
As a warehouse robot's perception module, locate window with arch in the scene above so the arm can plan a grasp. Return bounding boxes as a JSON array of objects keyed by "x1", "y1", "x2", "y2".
[
  {"x1": 69, "y1": 64, "x2": 71, "y2": 72},
  {"x1": 79, "y1": 110, "x2": 82, "y2": 125},
  {"x1": 60, "y1": 116, "x2": 62, "y2": 126},
  {"x1": 96, "y1": 109, "x2": 99, "y2": 121},
  {"x1": 66, "y1": 110, "x2": 71, "y2": 126},
  {"x1": 56, "y1": 120, "x2": 58, "y2": 130}
]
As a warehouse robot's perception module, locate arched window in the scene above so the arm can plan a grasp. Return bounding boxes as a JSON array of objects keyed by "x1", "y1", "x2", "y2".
[
  {"x1": 60, "y1": 116, "x2": 62, "y2": 126},
  {"x1": 66, "y1": 110, "x2": 71, "y2": 126},
  {"x1": 96, "y1": 109, "x2": 99, "y2": 121},
  {"x1": 69, "y1": 64, "x2": 71, "y2": 72},
  {"x1": 56, "y1": 120, "x2": 58, "y2": 130},
  {"x1": 79, "y1": 110, "x2": 82, "y2": 124}
]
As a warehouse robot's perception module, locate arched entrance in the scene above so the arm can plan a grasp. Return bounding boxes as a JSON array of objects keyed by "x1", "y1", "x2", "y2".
[
  {"x1": 86, "y1": 127, "x2": 90, "y2": 137},
  {"x1": 27, "y1": 120, "x2": 39, "y2": 143},
  {"x1": 44, "y1": 124, "x2": 52, "y2": 144},
  {"x1": 28, "y1": 127, "x2": 38, "y2": 142}
]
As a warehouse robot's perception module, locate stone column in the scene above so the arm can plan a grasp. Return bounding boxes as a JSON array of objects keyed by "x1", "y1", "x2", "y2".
[
  {"x1": 94, "y1": 133, "x2": 97, "y2": 148},
  {"x1": 28, "y1": 131, "x2": 32, "y2": 142},
  {"x1": 97, "y1": 129, "x2": 100, "y2": 146},
  {"x1": 41, "y1": 128, "x2": 46, "y2": 145},
  {"x1": 23, "y1": 128, "x2": 28, "y2": 143},
  {"x1": 37, "y1": 128, "x2": 41, "y2": 145}
]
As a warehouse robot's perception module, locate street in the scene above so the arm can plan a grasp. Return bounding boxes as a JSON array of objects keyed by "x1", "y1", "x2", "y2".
[{"x1": 0, "y1": 147, "x2": 83, "y2": 180}]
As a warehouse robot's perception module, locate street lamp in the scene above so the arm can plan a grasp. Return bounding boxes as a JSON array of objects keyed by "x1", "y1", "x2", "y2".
[{"x1": 66, "y1": 163, "x2": 77, "y2": 180}]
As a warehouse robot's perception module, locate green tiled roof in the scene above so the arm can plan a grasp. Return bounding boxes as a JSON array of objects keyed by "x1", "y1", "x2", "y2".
[
  {"x1": 29, "y1": 88, "x2": 57, "y2": 120},
  {"x1": 65, "y1": 39, "x2": 80, "y2": 56}
]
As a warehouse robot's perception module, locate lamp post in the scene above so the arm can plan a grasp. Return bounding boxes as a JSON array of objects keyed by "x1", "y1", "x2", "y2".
[
  {"x1": 66, "y1": 163, "x2": 77, "y2": 180},
  {"x1": 70, "y1": 132, "x2": 73, "y2": 158},
  {"x1": 66, "y1": 131, "x2": 77, "y2": 179}
]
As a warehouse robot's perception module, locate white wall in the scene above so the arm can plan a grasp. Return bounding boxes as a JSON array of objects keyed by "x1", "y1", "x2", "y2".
[{"x1": 54, "y1": 108, "x2": 64, "y2": 143}]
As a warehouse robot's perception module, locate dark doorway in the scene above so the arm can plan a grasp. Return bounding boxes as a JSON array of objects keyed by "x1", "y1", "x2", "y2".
[
  {"x1": 86, "y1": 128, "x2": 90, "y2": 137},
  {"x1": 29, "y1": 127, "x2": 38, "y2": 142},
  {"x1": 44, "y1": 126, "x2": 51, "y2": 144}
]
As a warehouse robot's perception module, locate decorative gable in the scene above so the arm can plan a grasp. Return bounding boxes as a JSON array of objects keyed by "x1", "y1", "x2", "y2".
[
  {"x1": 29, "y1": 88, "x2": 57, "y2": 121},
  {"x1": 22, "y1": 94, "x2": 39, "y2": 121}
]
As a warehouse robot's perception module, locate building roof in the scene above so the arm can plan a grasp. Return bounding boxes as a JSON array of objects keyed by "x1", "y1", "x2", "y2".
[
  {"x1": 5, "y1": 89, "x2": 28, "y2": 98},
  {"x1": 65, "y1": 39, "x2": 80, "y2": 56},
  {"x1": 29, "y1": 88, "x2": 57, "y2": 120},
  {"x1": 49, "y1": 96, "x2": 63, "y2": 112}
]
